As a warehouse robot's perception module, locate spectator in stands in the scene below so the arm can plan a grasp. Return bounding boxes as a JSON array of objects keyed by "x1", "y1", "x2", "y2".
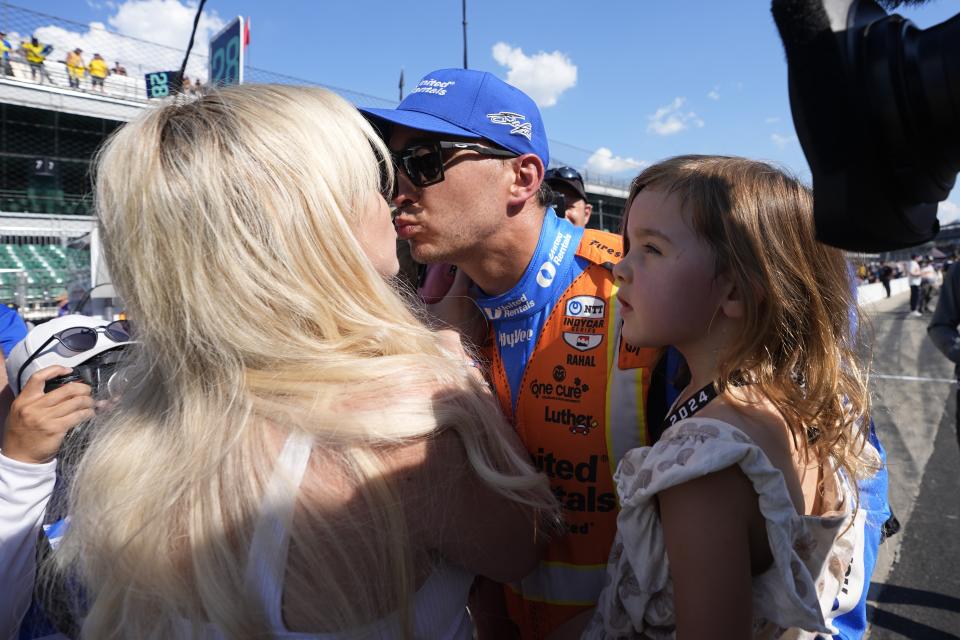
[
  {"x1": 20, "y1": 37, "x2": 54, "y2": 85},
  {"x1": 192, "y1": 78, "x2": 203, "y2": 95},
  {"x1": 908, "y1": 253, "x2": 923, "y2": 317},
  {"x1": 181, "y1": 75, "x2": 193, "y2": 95},
  {"x1": 545, "y1": 166, "x2": 593, "y2": 227},
  {"x1": 0, "y1": 32, "x2": 14, "y2": 77},
  {"x1": 879, "y1": 262, "x2": 894, "y2": 298},
  {"x1": 65, "y1": 48, "x2": 85, "y2": 89},
  {"x1": 47, "y1": 84, "x2": 558, "y2": 638},
  {"x1": 87, "y1": 53, "x2": 108, "y2": 93},
  {"x1": 110, "y1": 60, "x2": 126, "y2": 76}
]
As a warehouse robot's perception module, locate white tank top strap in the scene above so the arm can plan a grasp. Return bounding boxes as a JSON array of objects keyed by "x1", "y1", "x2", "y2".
[{"x1": 243, "y1": 431, "x2": 314, "y2": 629}]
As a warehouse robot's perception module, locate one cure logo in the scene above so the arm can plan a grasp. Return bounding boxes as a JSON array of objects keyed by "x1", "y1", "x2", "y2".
[{"x1": 529, "y1": 376, "x2": 590, "y2": 402}]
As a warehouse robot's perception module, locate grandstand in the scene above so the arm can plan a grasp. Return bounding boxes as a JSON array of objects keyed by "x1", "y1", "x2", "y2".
[{"x1": 0, "y1": 3, "x2": 634, "y2": 318}]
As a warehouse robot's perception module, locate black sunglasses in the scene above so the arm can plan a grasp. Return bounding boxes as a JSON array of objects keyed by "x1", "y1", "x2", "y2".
[
  {"x1": 16, "y1": 320, "x2": 131, "y2": 393},
  {"x1": 389, "y1": 140, "x2": 517, "y2": 191},
  {"x1": 545, "y1": 166, "x2": 584, "y2": 184}
]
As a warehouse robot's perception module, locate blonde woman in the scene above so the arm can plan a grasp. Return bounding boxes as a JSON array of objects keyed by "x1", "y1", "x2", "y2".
[{"x1": 51, "y1": 85, "x2": 558, "y2": 639}]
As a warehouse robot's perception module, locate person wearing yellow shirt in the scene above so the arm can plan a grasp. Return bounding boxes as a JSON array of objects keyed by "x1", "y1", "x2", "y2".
[
  {"x1": 0, "y1": 32, "x2": 14, "y2": 77},
  {"x1": 20, "y1": 37, "x2": 54, "y2": 84},
  {"x1": 65, "y1": 48, "x2": 85, "y2": 89},
  {"x1": 87, "y1": 53, "x2": 108, "y2": 93}
]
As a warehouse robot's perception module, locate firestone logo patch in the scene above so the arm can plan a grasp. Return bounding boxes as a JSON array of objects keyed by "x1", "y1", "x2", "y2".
[{"x1": 486, "y1": 111, "x2": 533, "y2": 140}]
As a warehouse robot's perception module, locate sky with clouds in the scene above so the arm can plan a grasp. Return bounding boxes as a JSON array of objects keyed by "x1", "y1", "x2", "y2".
[{"x1": 28, "y1": 0, "x2": 960, "y2": 224}]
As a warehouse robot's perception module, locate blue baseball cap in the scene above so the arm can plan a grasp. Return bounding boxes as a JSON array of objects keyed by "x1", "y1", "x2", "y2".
[{"x1": 360, "y1": 68, "x2": 549, "y2": 167}]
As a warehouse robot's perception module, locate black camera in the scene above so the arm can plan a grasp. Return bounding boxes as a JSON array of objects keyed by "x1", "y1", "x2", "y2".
[
  {"x1": 772, "y1": 0, "x2": 960, "y2": 251},
  {"x1": 43, "y1": 347, "x2": 128, "y2": 397},
  {"x1": 549, "y1": 189, "x2": 567, "y2": 218}
]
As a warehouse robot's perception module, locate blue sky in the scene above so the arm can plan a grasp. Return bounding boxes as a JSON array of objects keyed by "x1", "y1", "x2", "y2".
[{"x1": 34, "y1": 0, "x2": 960, "y2": 222}]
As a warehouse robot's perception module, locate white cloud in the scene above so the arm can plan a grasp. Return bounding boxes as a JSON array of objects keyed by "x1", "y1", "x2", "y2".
[
  {"x1": 647, "y1": 97, "x2": 704, "y2": 136},
  {"x1": 491, "y1": 42, "x2": 576, "y2": 108},
  {"x1": 707, "y1": 86, "x2": 720, "y2": 101},
  {"x1": 585, "y1": 147, "x2": 648, "y2": 175},
  {"x1": 765, "y1": 116, "x2": 780, "y2": 124},
  {"x1": 770, "y1": 133, "x2": 797, "y2": 149},
  {"x1": 938, "y1": 200, "x2": 960, "y2": 226},
  {"x1": 33, "y1": 0, "x2": 224, "y2": 81}
]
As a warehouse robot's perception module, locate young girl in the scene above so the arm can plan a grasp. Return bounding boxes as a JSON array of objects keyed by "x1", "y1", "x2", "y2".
[{"x1": 583, "y1": 156, "x2": 881, "y2": 638}]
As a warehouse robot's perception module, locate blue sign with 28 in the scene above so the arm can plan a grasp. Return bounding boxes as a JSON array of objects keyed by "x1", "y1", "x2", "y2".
[{"x1": 209, "y1": 16, "x2": 244, "y2": 87}]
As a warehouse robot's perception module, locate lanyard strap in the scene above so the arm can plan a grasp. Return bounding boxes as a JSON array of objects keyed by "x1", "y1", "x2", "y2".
[{"x1": 663, "y1": 381, "x2": 719, "y2": 428}]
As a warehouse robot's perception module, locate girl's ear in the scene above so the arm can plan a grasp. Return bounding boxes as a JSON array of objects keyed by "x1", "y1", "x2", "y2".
[{"x1": 719, "y1": 276, "x2": 746, "y2": 319}]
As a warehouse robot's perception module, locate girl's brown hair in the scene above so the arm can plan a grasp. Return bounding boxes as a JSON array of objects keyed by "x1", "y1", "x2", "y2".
[{"x1": 624, "y1": 155, "x2": 876, "y2": 482}]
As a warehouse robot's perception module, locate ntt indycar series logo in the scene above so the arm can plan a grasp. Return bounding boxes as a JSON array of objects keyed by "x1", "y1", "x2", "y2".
[{"x1": 565, "y1": 296, "x2": 604, "y2": 318}]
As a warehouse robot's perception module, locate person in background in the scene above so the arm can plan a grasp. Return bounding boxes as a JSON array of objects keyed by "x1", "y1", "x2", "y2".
[
  {"x1": 919, "y1": 259, "x2": 939, "y2": 314},
  {"x1": 0, "y1": 314, "x2": 125, "y2": 638},
  {"x1": 879, "y1": 261, "x2": 894, "y2": 298},
  {"x1": 0, "y1": 304, "x2": 28, "y2": 359},
  {"x1": 545, "y1": 166, "x2": 593, "y2": 228},
  {"x1": 0, "y1": 32, "x2": 15, "y2": 77},
  {"x1": 110, "y1": 60, "x2": 126, "y2": 76},
  {"x1": 87, "y1": 53, "x2": 108, "y2": 93},
  {"x1": 50, "y1": 84, "x2": 559, "y2": 639},
  {"x1": 65, "y1": 48, "x2": 85, "y2": 89},
  {"x1": 181, "y1": 75, "x2": 193, "y2": 95},
  {"x1": 908, "y1": 253, "x2": 923, "y2": 317},
  {"x1": 928, "y1": 261, "x2": 960, "y2": 451},
  {"x1": 20, "y1": 37, "x2": 54, "y2": 84}
]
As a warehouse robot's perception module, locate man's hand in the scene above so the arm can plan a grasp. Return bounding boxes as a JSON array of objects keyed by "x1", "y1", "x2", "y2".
[{"x1": 1, "y1": 366, "x2": 94, "y2": 464}]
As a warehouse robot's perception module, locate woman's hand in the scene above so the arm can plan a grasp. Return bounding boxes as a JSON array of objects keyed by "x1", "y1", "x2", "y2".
[
  {"x1": 1, "y1": 366, "x2": 94, "y2": 464},
  {"x1": 426, "y1": 267, "x2": 489, "y2": 347}
]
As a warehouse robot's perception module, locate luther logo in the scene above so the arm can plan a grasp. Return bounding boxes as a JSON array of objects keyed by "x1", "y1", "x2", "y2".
[
  {"x1": 486, "y1": 111, "x2": 533, "y2": 140},
  {"x1": 536, "y1": 261, "x2": 557, "y2": 288}
]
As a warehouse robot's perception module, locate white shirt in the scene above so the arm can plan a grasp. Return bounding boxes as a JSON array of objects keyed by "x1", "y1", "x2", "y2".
[{"x1": 0, "y1": 451, "x2": 56, "y2": 638}]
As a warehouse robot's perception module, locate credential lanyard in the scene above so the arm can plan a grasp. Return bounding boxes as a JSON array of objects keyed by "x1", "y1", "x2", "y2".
[{"x1": 663, "y1": 381, "x2": 719, "y2": 428}]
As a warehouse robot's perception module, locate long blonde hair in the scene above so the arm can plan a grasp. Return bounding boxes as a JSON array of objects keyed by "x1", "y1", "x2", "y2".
[
  {"x1": 55, "y1": 84, "x2": 555, "y2": 638},
  {"x1": 625, "y1": 155, "x2": 876, "y2": 482}
]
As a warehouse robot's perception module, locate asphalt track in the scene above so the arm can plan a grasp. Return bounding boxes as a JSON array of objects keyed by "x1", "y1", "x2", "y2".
[{"x1": 865, "y1": 292, "x2": 960, "y2": 639}]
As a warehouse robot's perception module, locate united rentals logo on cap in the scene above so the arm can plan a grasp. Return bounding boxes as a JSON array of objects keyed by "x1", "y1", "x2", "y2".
[{"x1": 360, "y1": 68, "x2": 549, "y2": 167}]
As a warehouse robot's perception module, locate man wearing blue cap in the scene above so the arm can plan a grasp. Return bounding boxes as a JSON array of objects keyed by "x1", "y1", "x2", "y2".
[{"x1": 362, "y1": 69, "x2": 659, "y2": 640}]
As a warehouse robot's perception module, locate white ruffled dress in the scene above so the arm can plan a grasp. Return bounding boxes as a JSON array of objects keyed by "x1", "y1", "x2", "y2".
[{"x1": 584, "y1": 418, "x2": 868, "y2": 639}]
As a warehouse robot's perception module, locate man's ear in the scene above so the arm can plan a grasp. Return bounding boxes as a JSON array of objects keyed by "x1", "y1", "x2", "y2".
[
  {"x1": 583, "y1": 202, "x2": 593, "y2": 226},
  {"x1": 506, "y1": 154, "x2": 544, "y2": 207}
]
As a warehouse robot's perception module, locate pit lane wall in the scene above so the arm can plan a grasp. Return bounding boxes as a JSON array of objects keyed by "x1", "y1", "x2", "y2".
[{"x1": 857, "y1": 277, "x2": 910, "y2": 306}]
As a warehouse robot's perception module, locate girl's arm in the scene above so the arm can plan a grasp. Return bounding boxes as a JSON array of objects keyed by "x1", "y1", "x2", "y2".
[{"x1": 659, "y1": 464, "x2": 761, "y2": 640}]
